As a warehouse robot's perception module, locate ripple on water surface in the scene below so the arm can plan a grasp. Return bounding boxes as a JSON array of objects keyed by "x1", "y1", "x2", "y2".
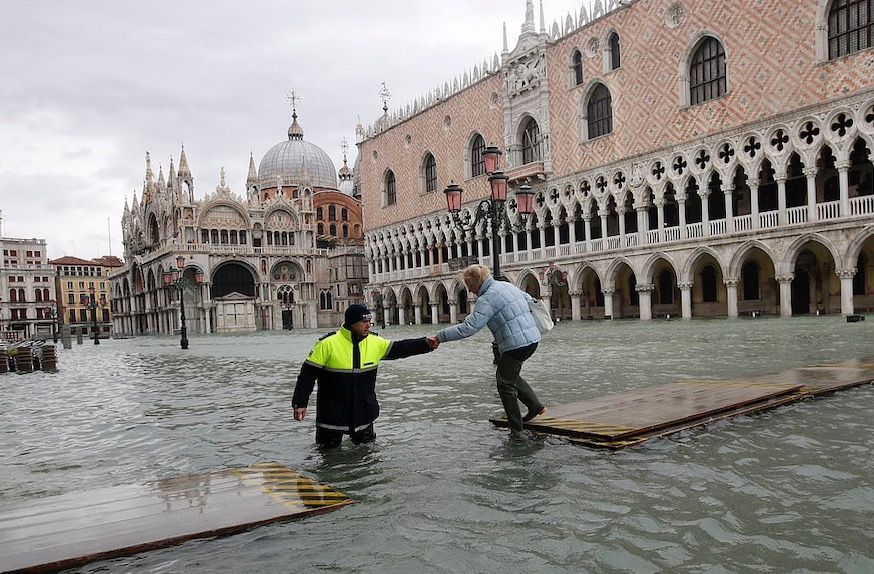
[{"x1": 1, "y1": 318, "x2": 874, "y2": 573}]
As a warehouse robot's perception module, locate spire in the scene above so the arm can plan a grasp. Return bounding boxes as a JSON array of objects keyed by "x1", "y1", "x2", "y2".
[
  {"x1": 287, "y1": 88, "x2": 304, "y2": 140},
  {"x1": 539, "y1": 0, "x2": 545, "y2": 33},
  {"x1": 338, "y1": 138, "x2": 352, "y2": 180},
  {"x1": 157, "y1": 163, "x2": 166, "y2": 190},
  {"x1": 522, "y1": 0, "x2": 535, "y2": 34},
  {"x1": 178, "y1": 144, "x2": 191, "y2": 178},
  {"x1": 247, "y1": 152, "x2": 258, "y2": 186},
  {"x1": 145, "y1": 152, "x2": 154, "y2": 186},
  {"x1": 503, "y1": 22, "x2": 509, "y2": 54},
  {"x1": 167, "y1": 157, "x2": 176, "y2": 191}
]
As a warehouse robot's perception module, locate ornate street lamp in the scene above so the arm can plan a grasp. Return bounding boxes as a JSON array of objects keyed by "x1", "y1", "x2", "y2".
[
  {"x1": 443, "y1": 145, "x2": 534, "y2": 280},
  {"x1": 88, "y1": 287, "x2": 104, "y2": 345},
  {"x1": 48, "y1": 299, "x2": 58, "y2": 343},
  {"x1": 162, "y1": 255, "x2": 204, "y2": 350}
]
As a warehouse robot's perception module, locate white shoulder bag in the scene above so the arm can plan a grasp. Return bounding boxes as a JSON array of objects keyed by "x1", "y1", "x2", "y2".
[{"x1": 528, "y1": 298, "x2": 554, "y2": 334}]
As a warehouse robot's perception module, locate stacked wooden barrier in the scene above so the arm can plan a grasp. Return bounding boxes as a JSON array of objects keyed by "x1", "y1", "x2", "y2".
[{"x1": 0, "y1": 341, "x2": 58, "y2": 373}]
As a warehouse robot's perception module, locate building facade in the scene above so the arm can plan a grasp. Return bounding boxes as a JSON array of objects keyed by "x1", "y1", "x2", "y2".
[
  {"x1": 0, "y1": 219, "x2": 56, "y2": 341},
  {"x1": 110, "y1": 111, "x2": 366, "y2": 336},
  {"x1": 50, "y1": 255, "x2": 124, "y2": 339},
  {"x1": 358, "y1": 0, "x2": 874, "y2": 324}
]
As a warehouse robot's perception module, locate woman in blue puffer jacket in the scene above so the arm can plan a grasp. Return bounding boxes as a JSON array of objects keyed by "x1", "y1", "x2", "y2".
[{"x1": 433, "y1": 264, "x2": 546, "y2": 439}]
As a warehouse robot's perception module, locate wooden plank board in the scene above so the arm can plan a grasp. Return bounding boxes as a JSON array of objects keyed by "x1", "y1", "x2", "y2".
[
  {"x1": 494, "y1": 380, "x2": 803, "y2": 440},
  {"x1": 490, "y1": 357, "x2": 874, "y2": 448},
  {"x1": 0, "y1": 462, "x2": 353, "y2": 574}
]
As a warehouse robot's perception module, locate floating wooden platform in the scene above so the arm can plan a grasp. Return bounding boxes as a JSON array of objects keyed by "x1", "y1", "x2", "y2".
[
  {"x1": 0, "y1": 461, "x2": 353, "y2": 574},
  {"x1": 491, "y1": 357, "x2": 874, "y2": 449}
]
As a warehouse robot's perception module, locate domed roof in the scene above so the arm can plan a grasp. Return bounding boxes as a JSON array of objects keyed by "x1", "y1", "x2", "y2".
[{"x1": 258, "y1": 112, "x2": 338, "y2": 190}]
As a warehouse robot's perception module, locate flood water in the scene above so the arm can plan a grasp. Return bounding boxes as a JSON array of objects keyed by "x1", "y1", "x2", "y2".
[{"x1": 2, "y1": 316, "x2": 874, "y2": 573}]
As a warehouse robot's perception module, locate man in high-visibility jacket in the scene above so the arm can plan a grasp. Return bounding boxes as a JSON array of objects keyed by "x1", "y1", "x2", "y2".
[{"x1": 293, "y1": 304, "x2": 437, "y2": 447}]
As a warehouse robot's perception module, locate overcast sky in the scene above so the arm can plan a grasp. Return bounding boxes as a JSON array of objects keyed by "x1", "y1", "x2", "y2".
[{"x1": 1, "y1": 0, "x2": 589, "y2": 260}]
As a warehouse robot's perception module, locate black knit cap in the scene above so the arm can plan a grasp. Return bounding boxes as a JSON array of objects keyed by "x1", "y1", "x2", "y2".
[{"x1": 344, "y1": 304, "x2": 372, "y2": 327}]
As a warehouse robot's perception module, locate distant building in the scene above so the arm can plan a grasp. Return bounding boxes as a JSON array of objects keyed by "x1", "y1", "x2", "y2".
[
  {"x1": 50, "y1": 255, "x2": 124, "y2": 339},
  {"x1": 0, "y1": 212, "x2": 56, "y2": 340},
  {"x1": 357, "y1": 0, "x2": 874, "y2": 323},
  {"x1": 110, "y1": 108, "x2": 366, "y2": 336}
]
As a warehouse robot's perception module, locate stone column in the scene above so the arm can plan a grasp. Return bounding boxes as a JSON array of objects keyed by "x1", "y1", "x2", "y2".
[
  {"x1": 617, "y1": 206, "x2": 627, "y2": 244},
  {"x1": 677, "y1": 196, "x2": 687, "y2": 238},
  {"x1": 750, "y1": 183, "x2": 760, "y2": 230},
  {"x1": 568, "y1": 215, "x2": 578, "y2": 245},
  {"x1": 838, "y1": 161, "x2": 850, "y2": 216},
  {"x1": 204, "y1": 282, "x2": 213, "y2": 333},
  {"x1": 430, "y1": 303, "x2": 439, "y2": 324},
  {"x1": 414, "y1": 304, "x2": 423, "y2": 325},
  {"x1": 700, "y1": 190, "x2": 711, "y2": 236},
  {"x1": 603, "y1": 288, "x2": 615, "y2": 319},
  {"x1": 636, "y1": 283, "x2": 654, "y2": 321},
  {"x1": 636, "y1": 205, "x2": 648, "y2": 244},
  {"x1": 448, "y1": 298, "x2": 458, "y2": 324},
  {"x1": 838, "y1": 269, "x2": 856, "y2": 316},
  {"x1": 679, "y1": 281, "x2": 693, "y2": 319},
  {"x1": 599, "y1": 209, "x2": 608, "y2": 243},
  {"x1": 584, "y1": 214, "x2": 593, "y2": 252},
  {"x1": 805, "y1": 168, "x2": 818, "y2": 221},
  {"x1": 776, "y1": 274, "x2": 794, "y2": 317},
  {"x1": 570, "y1": 290, "x2": 582, "y2": 321},
  {"x1": 777, "y1": 176, "x2": 787, "y2": 226},
  {"x1": 723, "y1": 186, "x2": 735, "y2": 233},
  {"x1": 724, "y1": 278, "x2": 739, "y2": 318},
  {"x1": 655, "y1": 198, "x2": 665, "y2": 242},
  {"x1": 398, "y1": 306, "x2": 406, "y2": 326}
]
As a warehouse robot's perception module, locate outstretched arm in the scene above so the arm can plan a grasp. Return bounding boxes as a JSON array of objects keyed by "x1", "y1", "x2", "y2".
[{"x1": 383, "y1": 337, "x2": 433, "y2": 360}]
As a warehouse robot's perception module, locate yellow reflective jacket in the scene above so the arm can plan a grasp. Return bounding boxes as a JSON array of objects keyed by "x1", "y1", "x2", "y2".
[{"x1": 293, "y1": 327, "x2": 431, "y2": 433}]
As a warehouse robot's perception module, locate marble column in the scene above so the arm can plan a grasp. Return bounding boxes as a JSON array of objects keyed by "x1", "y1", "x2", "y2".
[
  {"x1": 679, "y1": 281, "x2": 693, "y2": 319},
  {"x1": 776, "y1": 275, "x2": 794, "y2": 317},
  {"x1": 838, "y1": 269, "x2": 856, "y2": 316},
  {"x1": 570, "y1": 290, "x2": 582, "y2": 321},
  {"x1": 603, "y1": 288, "x2": 615, "y2": 319},
  {"x1": 636, "y1": 283, "x2": 654, "y2": 321},
  {"x1": 724, "y1": 278, "x2": 739, "y2": 318}
]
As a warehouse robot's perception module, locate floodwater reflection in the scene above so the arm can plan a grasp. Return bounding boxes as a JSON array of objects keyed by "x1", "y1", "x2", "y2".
[{"x1": 1, "y1": 316, "x2": 874, "y2": 573}]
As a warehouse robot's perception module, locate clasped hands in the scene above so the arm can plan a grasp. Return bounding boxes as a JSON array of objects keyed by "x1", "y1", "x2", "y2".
[{"x1": 426, "y1": 335, "x2": 440, "y2": 350}]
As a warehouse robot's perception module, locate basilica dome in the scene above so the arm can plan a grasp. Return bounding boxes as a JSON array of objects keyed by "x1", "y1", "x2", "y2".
[{"x1": 258, "y1": 112, "x2": 338, "y2": 190}]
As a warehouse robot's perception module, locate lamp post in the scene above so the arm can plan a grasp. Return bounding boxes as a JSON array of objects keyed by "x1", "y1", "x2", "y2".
[
  {"x1": 443, "y1": 145, "x2": 534, "y2": 280},
  {"x1": 162, "y1": 255, "x2": 203, "y2": 349},
  {"x1": 88, "y1": 287, "x2": 103, "y2": 345},
  {"x1": 48, "y1": 299, "x2": 57, "y2": 343}
]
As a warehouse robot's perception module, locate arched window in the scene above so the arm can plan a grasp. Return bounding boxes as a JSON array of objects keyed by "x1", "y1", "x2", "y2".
[
  {"x1": 521, "y1": 118, "x2": 541, "y2": 164},
  {"x1": 572, "y1": 49, "x2": 583, "y2": 85},
  {"x1": 328, "y1": 205, "x2": 337, "y2": 221},
  {"x1": 318, "y1": 222, "x2": 324, "y2": 235},
  {"x1": 470, "y1": 134, "x2": 486, "y2": 177},
  {"x1": 829, "y1": 0, "x2": 874, "y2": 59},
  {"x1": 316, "y1": 207, "x2": 324, "y2": 220},
  {"x1": 608, "y1": 33, "x2": 621, "y2": 70},
  {"x1": 341, "y1": 208, "x2": 349, "y2": 221},
  {"x1": 342, "y1": 224, "x2": 349, "y2": 238},
  {"x1": 587, "y1": 84, "x2": 613, "y2": 139},
  {"x1": 423, "y1": 153, "x2": 437, "y2": 193},
  {"x1": 330, "y1": 224, "x2": 337, "y2": 236},
  {"x1": 690, "y1": 37, "x2": 726, "y2": 105},
  {"x1": 384, "y1": 170, "x2": 397, "y2": 206},
  {"x1": 9, "y1": 289, "x2": 16, "y2": 302}
]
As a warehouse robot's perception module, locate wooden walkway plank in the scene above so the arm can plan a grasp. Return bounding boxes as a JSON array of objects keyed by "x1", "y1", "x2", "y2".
[
  {"x1": 0, "y1": 462, "x2": 353, "y2": 574},
  {"x1": 490, "y1": 358, "x2": 874, "y2": 448}
]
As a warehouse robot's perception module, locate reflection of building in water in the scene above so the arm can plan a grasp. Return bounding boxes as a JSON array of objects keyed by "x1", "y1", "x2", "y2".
[
  {"x1": 358, "y1": 0, "x2": 874, "y2": 324},
  {"x1": 111, "y1": 107, "x2": 366, "y2": 335}
]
